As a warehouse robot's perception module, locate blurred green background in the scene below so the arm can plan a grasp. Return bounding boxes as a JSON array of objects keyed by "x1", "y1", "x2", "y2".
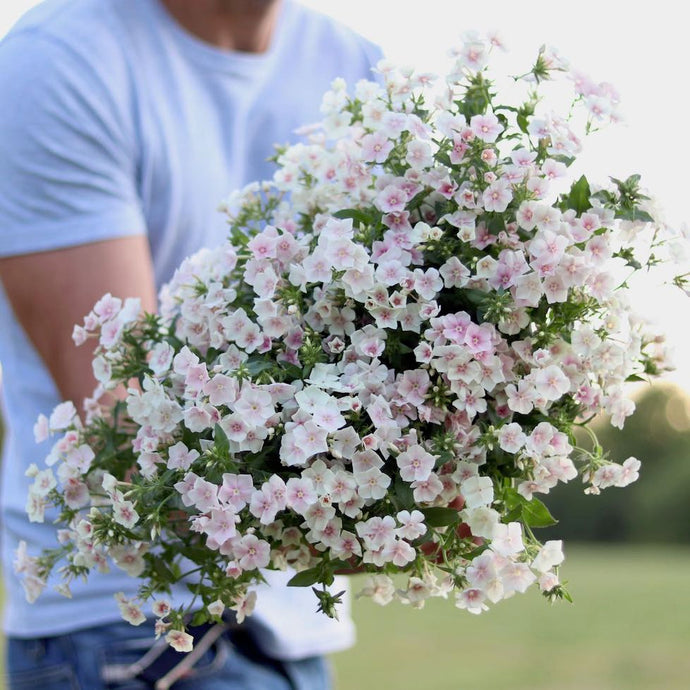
[{"x1": 2, "y1": 382, "x2": 690, "y2": 689}]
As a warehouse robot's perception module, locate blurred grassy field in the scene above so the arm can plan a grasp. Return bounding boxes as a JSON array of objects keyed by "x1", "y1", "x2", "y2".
[{"x1": 331, "y1": 545, "x2": 690, "y2": 690}]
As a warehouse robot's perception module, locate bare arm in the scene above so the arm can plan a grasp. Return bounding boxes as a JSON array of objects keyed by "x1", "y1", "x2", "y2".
[{"x1": 0, "y1": 235, "x2": 157, "y2": 409}]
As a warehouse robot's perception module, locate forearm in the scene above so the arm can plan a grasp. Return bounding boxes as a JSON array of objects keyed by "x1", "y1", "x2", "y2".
[{"x1": 0, "y1": 235, "x2": 157, "y2": 410}]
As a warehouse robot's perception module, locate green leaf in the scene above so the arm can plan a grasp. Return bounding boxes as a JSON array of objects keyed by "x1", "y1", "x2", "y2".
[
  {"x1": 213, "y1": 423, "x2": 229, "y2": 457},
  {"x1": 287, "y1": 567, "x2": 322, "y2": 587},
  {"x1": 521, "y1": 497, "x2": 558, "y2": 528},
  {"x1": 625, "y1": 373, "x2": 647, "y2": 383},
  {"x1": 190, "y1": 610, "x2": 208, "y2": 627},
  {"x1": 245, "y1": 357, "x2": 274, "y2": 377},
  {"x1": 332, "y1": 208, "x2": 373, "y2": 227},
  {"x1": 421, "y1": 507, "x2": 460, "y2": 527},
  {"x1": 564, "y1": 175, "x2": 591, "y2": 214},
  {"x1": 393, "y1": 475, "x2": 415, "y2": 511}
]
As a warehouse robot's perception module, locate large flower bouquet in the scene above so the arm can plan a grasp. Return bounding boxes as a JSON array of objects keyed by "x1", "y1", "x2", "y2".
[{"x1": 19, "y1": 34, "x2": 688, "y2": 651}]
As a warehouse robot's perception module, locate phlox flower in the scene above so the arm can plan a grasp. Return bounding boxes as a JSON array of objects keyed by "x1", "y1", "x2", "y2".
[
  {"x1": 439, "y1": 256, "x2": 470, "y2": 288},
  {"x1": 183, "y1": 405, "x2": 213, "y2": 433},
  {"x1": 396, "y1": 369, "x2": 430, "y2": 407},
  {"x1": 531, "y1": 540, "x2": 564, "y2": 573},
  {"x1": 406, "y1": 139, "x2": 433, "y2": 170},
  {"x1": 227, "y1": 590, "x2": 256, "y2": 625},
  {"x1": 332, "y1": 530, "x2": 362, "y2": 560},
  {"x1": 463, "y1": 323, "x2": 494, "y2": 354},
  {"x1": 453, "y1": 39, "x2": 490, "y2": 73},
  {"x1": 482, "y1": 178, "x2": 512, "y2": 213},
  {"x1": 292, "y1": 421, "x2": 329, "y2": 458},
  {"x1": 534, "y1": 365, "x2": 570, "y2": 401},
  {"x1": 219, "y1": 473, "x2": 254, "y2": 511},
  {"x1": 49, "y1": 401, "x2": 78, "y2": 432},
  {"x1": 396, "y1": 444, "x2": 436, "y2": 482},
  {"x1": 285, "y1": 477, "x2": 318, "y2": 513},
  {"x1": 500, "y1": 561, "x2": 536, "y2": 595},
  {"x1": 382, "y1": 538, "x2": 416, "y2": 567},
  {"x1": 497, "y1": 423, "x2": 527, "y2": 454},
  {"x1": 248, "y1": 487, "x2": 280, "y2": 525},
  {"x1": 186, "y1": 477, "x2": 220, "y2": 513},
  {"x1": 455, "y1": 587, "x2": 488, "y2": 614},
  {"x1": 462, "y1": 506, "x2": 500, "y2": 539},
  {"x1": 410, "y1": 473, "x2": 443, "y2": 503},
  {"x1": 112, "y1": 499, "x2": 140, "y2": 530},
  {"x1": 233, "y1": 534, "x2": 271, "y2": 571},
  {"x1": 375, "y1": 183, "x2": 408, "y2": 214},
  {"x1": 117, "y1": 594, "x2": 146, "y2": 627},
  {"x1": 413, "y1": 267, "x2": 443, "y2": 300},
  {"x1": 302, "y1": 459, "x2": 335, "y2": 494},
  {"x1": 355, "y1": 515, "x2": 397, "y2": 550},
  {"x1": 355, "y1": 467, "x2": 391, "y2": 500},
  {"x1": 328, "y1": 470, "x2": 358, "y2": 504},
  {"x1": 358, "y1": 573, "x2": 396, "y2": 605},
  {"x1": 460, "y1": 475, "x2": 494, "y2": 509},
  {"x1": 166, "y1": 629, "x2": 193, "y2": 652},
  {"x1": 395, "y1": 510, "x2": 427, "y2": 540},
  {"x1": 234, "y1": 385, "x2": 274, "y2": 426},
  {"x1": 204, "y1": 507, "x2": 238, "y2": 547},
  {"x1": 470, "y1": 112, "x2": 503, "y2": 142},
  {"x1": 360, "y1": 131, "x2": 393, "y2": 163},
  {"x1": 491, "y1": 522, "x2": 524, "y2": 556},
  {"x1": 167, "y1": 442, "x2": 200, "y2": 471}
]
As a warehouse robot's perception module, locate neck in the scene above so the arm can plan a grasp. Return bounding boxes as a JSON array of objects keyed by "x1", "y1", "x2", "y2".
[{"x1": 159, "y1": 0, "x2": 283, "y2": 53}]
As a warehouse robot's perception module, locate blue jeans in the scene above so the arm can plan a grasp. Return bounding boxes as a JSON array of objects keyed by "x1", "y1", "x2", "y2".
[{"x1": 4, "y1": 620, "x2": 331, "y2": 689}]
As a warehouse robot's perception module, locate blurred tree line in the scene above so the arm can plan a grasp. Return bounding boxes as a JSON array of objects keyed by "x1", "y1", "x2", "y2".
[
  {"x1": 0, "y1": 382, "x2": 688, "y2": 543},
  {"x1": 542, "y1": 383, "x2": 690, "y2": 544}
]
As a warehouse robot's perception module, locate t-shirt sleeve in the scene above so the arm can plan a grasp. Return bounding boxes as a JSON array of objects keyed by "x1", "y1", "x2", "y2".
[{"x1": 0, "y1": 31, "x2": 146, "y2": 257}]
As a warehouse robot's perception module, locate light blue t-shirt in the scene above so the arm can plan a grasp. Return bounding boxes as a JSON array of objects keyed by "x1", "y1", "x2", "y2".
[{"x1": 0, "y1": 0, "x2": 381, "y2": 656}]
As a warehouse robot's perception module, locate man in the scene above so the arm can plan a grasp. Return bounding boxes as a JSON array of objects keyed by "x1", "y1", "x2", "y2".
[{"x1": 0, "y1": 1, "x2": 382, "y2": 687}]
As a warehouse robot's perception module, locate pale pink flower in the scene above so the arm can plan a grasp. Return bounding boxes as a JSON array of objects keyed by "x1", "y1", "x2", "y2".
[
  {"x1": 491, "y1": 522, "x2": 524, "y2": 556},
  {"x1": 470, "y1": 113, "x2": 503, "y2": 142},
  {"x1": 219, "y1": 473, "x2": 254, "y2": 511},
  {"x1": 166, "y1": 442, "x2": 200, "y2": 471},
  {"x1": 285, "y1": 477, "x2": 317, "y2": 513},
  {"x1": 383, "y1": 539, "x2": 416, "y2": 567},
  {"x1": 439, "y1": 256, "x2": 470, "y2": 288},
  {"x1": 49, "y1": 401, "x2": 78, "y2": 431},
  {"x1": 396, "y1": 444, "x2": 435, "y2": 482},
  {"x1": 360, "y1": 131, "x2": 393, "y2": 163},
  {"x1": 534, "y1": 365, "x2": 570, "y2": 401},
  {"x1": 395, "y1": 510, "x2": 427, "y2": 540},
  {"x1": 187, "y1": 477, "x2": 220, "y2": 513},
  {"x1": 413, "y1": 267, "x2": 443, "y2": 300},
  {"x1": 166, "y1": 629, "x2": 194, "y2": 652},
  {"x1": 615, "y1": 457, "x2": 641, "y2": 487},
  {"x1": 482, "y1": 178, "x2": 512, "y2": 212},
  {"x1": 231, "y1": 590, "x2": 257, "y2": 624},
  {"x1": 531, "y1": 540, "x2": 565, "y2": 572},
  {"x1": 497, "y1": 423, "x2": 527, "y2": 454},
  {"x1": 455, "y1": 587, "x2": 488, "y2": 614},
  {"x1": 112, "y1": 499, "x2": 139, "y2": 529},
  {"x1": 356, "y1": 467, "x2": 391, "y2": 500},
  {"x1": 411, "y1": 473, "x2": 443, "y2": 503},
  {"x1": 203, "y1": 374, "x2": 238, "y2": 407},
  {"x1": 248, "y1": 488, "x2": 279, "y2": 525},
  {"x1": 117, "y1": 596, "x2": 146, "y2": 626},
  {"x1": 292, "y1": 421, "x2": 329, "y2": 458},
  {"x1": 204, "y1": 507, "x2": 238, "y2": 546}
]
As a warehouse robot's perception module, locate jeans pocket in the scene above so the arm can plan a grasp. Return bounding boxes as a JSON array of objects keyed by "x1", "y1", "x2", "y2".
[
  {"x1": 99, "y1": 637, "x2": 157, "y2": 690},
  {"x1": 5, "y1": 662, "x2": 80, "y2": 690}
]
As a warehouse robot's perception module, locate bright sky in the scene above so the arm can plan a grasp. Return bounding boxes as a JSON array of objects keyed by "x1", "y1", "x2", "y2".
[{"x1": 2, "y1": 0, "x2": 688, "y2": 391}]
